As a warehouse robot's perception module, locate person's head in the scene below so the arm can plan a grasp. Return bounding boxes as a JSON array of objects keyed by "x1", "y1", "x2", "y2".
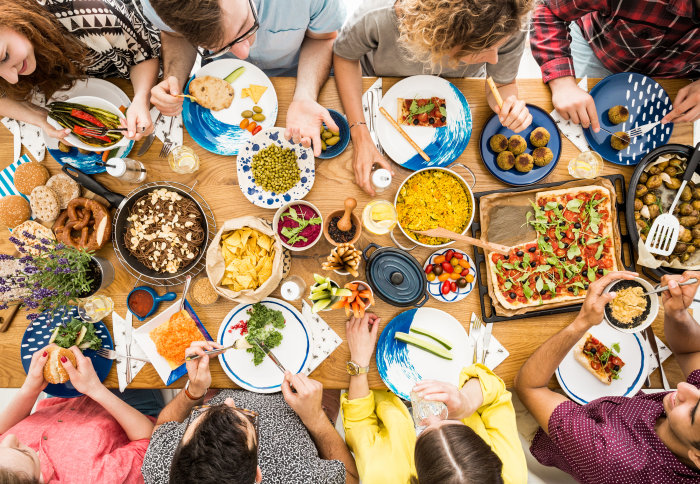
[
  {"x1": 411, "y1": 420, "x2": 503, "y2": 484},
  {"x1": 663, "y1": 382, "x2": 700, "y2": 468},
  {"x1": 151, "y1": 0, "x2": 258, "y2": 60},
  {"x1": 396, "y1": 0, "x2": 534, "y2": 68},
  {"x1": 169, "y1": 399, "x2": 261, "y2": 484},
  {"x1": 0, "y1": 0, "x2": 87, "y2": 100},
  {"x1": 0, "y1": 434, "x2": 41, "y2": 484}
]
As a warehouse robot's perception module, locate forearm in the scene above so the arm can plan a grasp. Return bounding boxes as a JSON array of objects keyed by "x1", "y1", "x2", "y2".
[
  {"x1": 0, "y1": 97, "x2": 47, "y2": 127},
  {"x1": 154, "y1": 388, "x2": 200, "y2": 428},
  {"x1": 161, "y1": 32, "x2": 197, "y2": 88},
  {"x1": 485, "y1": 81, "x2": 518, "y2": 113},
  {"x1": 453, "y1": 378, "x2": 484, "y2": 420},
  {"x1": 334, "y1": 54, "x2": 375, "y2": 146},
  {"x1": 305, "y1": 416, "x2": 359, "y2": 484},
  {"x1": 665, "y1": 308, "x2": 700, "y2": 356},
  {"x1": 294, "y1": 36, "x2": 334, "y2": 102},
  {"x1": 89, "y1": 386, "x2": 154, "y2": 441},
  {"x1": 347, "y1": 374, "x2": 370, "y2": 401},
  {"x1": 129, "y1": 59, "x2": 159, "y2": 104},
  {"x1": 0, "y1": 387, "x2": 39, "y2": 433}
]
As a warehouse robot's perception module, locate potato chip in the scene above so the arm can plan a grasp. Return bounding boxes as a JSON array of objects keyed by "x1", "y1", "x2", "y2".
[{"x1": 219, "y1": 227, "x2": 277, "y2": 292}]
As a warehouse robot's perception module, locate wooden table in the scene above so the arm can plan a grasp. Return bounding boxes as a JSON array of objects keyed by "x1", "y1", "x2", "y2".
[{"x1": 0, "y1": 77, "x2": 693, "y2": 390}]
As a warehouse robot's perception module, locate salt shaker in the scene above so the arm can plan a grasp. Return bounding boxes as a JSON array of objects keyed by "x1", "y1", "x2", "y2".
[
  {"x1": 106, "y1": 157, "x2": 147, "y2": 183},
  {"x1": 371, "y1": 168, "x2": 392, "y2": 194}
]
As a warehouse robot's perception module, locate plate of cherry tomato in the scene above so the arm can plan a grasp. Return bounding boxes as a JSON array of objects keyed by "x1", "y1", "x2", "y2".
[{"x1": 423, "y1": 248, "x2": 476, "y2": 303}]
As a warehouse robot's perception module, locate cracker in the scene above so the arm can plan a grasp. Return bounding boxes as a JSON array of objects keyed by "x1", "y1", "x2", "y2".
[
  {"x1": 189, "y1": 75, "x2": 235, "y2": 111},
  {"x1": 30, "y1": 186, "x2": 60, "y2": 223},
  {"x1": 11, "y1": 220, "x2": 55, "y2": 255},
  {"x1": 46, "y1": 173, "x2": 80, "y2": 209}
]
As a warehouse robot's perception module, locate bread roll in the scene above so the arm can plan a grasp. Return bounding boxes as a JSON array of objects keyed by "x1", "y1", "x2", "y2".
[
  {"x1": 0, "y1": 195, "x2": 31, "y2": 228},
  {"x1": 43, "y1": 346, "x2": 76, "y2": 384},
  {"x1": 14, "y1": 162, "x2": 49, "y2": 195}
]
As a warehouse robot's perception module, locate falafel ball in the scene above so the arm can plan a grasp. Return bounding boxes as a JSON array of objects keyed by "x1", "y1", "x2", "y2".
[
  {"x1": 515, "y1": 153, "x2": 534, "y2": 173},
  {"x1": 489, "y1": 134, "x2": 509, "y2": 153},
  {"x1": 508, "y1": 135, "x2": 527, "y2": 155},
  {"x1": 496, "y1": 151, "x2": 516, "y2": 170},
  {"x1": 532, "y1": 147, "x2": 554, "y2": 167},
  {"x1": 529, "y1": 127, "x2": 550, "y2": 148},
  {"x1": 611, "y1": 131, "x2": 631, "y2": 150},
  {"x1": 608, "y1": 105, "x2": 629, "y2": 124}
]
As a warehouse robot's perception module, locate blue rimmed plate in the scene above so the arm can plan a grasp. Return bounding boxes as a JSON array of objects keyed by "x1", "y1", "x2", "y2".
[
  {"x1": 21, "y1": 306, "x2": 113, "y2": 398},
  {"x1": 479, "y1": 104, "x2": 562, "y2": 186},
  {"x1": 237, "y1": 128, "x2": 315, "y2": 209},
  {"x1": 182, "y1": 59, "x2": 278, "y2": 156},
  {"x1": 555, "y1": 323, "x2": 647, "y2": 405},
  {"x1": 584, "y1": 73, "x2": 673, "y2": 166},
  {"x1": 423, "y1": 249, "x2": 476, "y2": 303},
  {"x1": 316, "y1": 108, "x2": 350, "y2": 159},
  {"x1": 376, "y1": 307, "x2": 470, "y2": 400},
  {"x1": 45, "y1": 78, "x2": 134, "y2": 174},
  {"x1": 375, "y1": 75, "x2": 471, "y2": 170},
  {"x1": 217, "y1": 298, "x2": 310, "y2": 393}
]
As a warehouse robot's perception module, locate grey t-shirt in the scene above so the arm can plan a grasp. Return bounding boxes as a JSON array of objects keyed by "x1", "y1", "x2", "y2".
[
  {"x1": 333, "y1": 0, "x2": 525, "y2": 83},
  {"x1": 142, "y1": 390, "x2": 345, "y2": 484}
]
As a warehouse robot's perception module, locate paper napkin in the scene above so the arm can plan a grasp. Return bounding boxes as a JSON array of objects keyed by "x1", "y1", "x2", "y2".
[
  {"x1": 301, "y1": 300, "x2": 343, "y2": 375},
  {"x1": 550, "y1": 76, "x2": 590, "y2": 153},
  {"x1": 150, "y1": 108, "x2": 183, "y2": 149},
  {"x1": 112, "y1": 312, "x2": 149, "y2": 392},
  {"x1": 1, "y1": 118, "x2": 46, "y2": 163}
]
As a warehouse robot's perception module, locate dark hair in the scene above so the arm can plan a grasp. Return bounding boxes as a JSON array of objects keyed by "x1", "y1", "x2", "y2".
[
  {"x1": 150, "y1": 0, "x2": 226, "y2": 49},
  {"x1": 0, "y1": 468, "x2": 40, "y2": 484},
  {"x1": 412, "y1": 423, "x2": 504, "y2": 484},
  {"x1": 169, "y1": 405, "x2": 258, "y2": 484}
]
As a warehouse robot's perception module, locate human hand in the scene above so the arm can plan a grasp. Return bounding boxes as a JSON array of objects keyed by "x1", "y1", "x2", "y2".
[
  {"x1": 412, "y1": 380, "x2": 478, "y2": 420},
  {"x1": 549, "y1": 76, "x2": 600, "y2": 132},
  {"x1": 661, "y1": 271, "x2": 700, "y2": 317},
  {"x1": 122, "y1": 95, "x2": 154, "y2": 141},
  {"x1": 150, "y1": 76, "x2": 184, "y2": 116},
  {"x1": 352, "y1": 130, "x2": 394, "y2": 195},
  {"x1": 184, "y1": 341, "x2": 222, "y2": 397},
  {"x1": 575, "y1": 270, "x2": 638, "y2": 328},
  {"x1": 281, "y1": 372, "x2": 325, "y2": 430},
  {"x1": 346, "y1": 313, "x2": 380, "y2": 367},
  {"x1": 285, "y1": 99, "x2": 338, "y2": 157},
  {"x1": 21, "y1": 346, "x2": 50, "y2": 395},
  {"x1": 60, "y1": 346, "x2": 103, "y2": 397},
  {"x1": 662, "y1": 80, "x2": 700, "y2": 124},
  {"x1": 496, "y1": 95, "x2": 532, "y2": 133}
]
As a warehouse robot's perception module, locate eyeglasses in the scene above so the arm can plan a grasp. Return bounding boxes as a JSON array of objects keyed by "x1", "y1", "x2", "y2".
[
  {"x1": 196, "y1": 0, "x2": 259, "y2": 61},
  {"x1": 181, "y1": 403, "x2": 260, "y2": 453}
]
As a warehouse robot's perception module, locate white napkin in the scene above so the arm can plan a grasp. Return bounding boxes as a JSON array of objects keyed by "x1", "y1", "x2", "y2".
[
  {"x1": 301, "y1": 301, "x2": 343, "y2": 375},
  {"x1": 550, "y1": 76, "x2": 590, "y2": 153},
  {"x1": 150, "y1": 108, "x2": 183, "y2": 149},
  {"x1": 471, "y1": 329, "x2": 509, "y2": 371},
  {"x1": 645, "y1": 334, "x2": 672, "y2": 373},
  {"x1": 1, "y1": 118, "x2": 45, "y2": 162},
  {"x1": 112, "y1": 312, "x2": 149, "y2": 392}
]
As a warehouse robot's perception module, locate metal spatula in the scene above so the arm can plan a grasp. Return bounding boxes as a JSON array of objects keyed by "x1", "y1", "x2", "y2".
[{"x1": 645, "y1": 143, "x2": 700, "y2": 256}]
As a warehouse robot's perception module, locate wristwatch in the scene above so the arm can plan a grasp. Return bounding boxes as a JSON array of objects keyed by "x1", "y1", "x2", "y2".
[{"x1": 346, "y1": 361, "x2": 370, "y2": 376}]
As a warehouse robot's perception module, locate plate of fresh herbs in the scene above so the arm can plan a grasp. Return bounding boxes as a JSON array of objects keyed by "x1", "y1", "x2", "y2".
[{"x1": 273, "y1": 201, "x2": 323, "y2": 251}]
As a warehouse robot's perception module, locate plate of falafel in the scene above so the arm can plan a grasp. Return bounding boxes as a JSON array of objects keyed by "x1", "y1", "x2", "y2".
[
  {"x1": 479, "y1": 104, "x2": 561, "y2": 186},
  {"x1": 584, "y1": 73, "x2": 673, "y2": 166}
]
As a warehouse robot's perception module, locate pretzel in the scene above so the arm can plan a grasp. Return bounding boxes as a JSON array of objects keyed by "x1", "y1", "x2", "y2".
[{"x1": 52, "y1": 198, "x2": 112, "y2": 251}]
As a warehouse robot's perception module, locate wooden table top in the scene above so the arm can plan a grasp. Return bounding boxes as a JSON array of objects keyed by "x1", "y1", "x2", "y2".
[{"x1": 0, "y1": 76, "x2": 693, "y2": 390}]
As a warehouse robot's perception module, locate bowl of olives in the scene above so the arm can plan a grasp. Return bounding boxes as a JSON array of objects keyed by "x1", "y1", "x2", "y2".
[{"x1": 315, "y1": 108, "x2": 350, "y2": 160}]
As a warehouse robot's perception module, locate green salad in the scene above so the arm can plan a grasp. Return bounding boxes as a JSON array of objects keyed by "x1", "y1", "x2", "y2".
[
  {"x1": 245, "y1": 303, "x2": 285, "y2": 365},
  {"x1": 50, "y1": 318, "x2": 102, "y2": 350}
]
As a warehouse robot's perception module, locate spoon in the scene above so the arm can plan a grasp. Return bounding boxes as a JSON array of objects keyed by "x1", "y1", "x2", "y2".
[
  {"x1": 337, "y1": 197, "x2": 356, "y2": 232},
  {"x1": 414, "y1": 227, "x2": 511, "y2": 255}
]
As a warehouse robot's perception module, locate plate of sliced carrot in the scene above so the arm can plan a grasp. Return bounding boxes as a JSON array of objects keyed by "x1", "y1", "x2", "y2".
[{"x1": 332, "y1": 280, "x2": 375, "y2": 318}]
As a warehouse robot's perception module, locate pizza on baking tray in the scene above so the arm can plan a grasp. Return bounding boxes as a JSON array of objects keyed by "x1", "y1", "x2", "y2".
[
  {"x1": 397, "y1": 97, "x2": 447, "y2": 127},
  {"x1": 574, "y1": 332, "x2": 625, "y2": 384},
  {"x1": 488, "y1": 186, "x2": 617, "y2": 309}
]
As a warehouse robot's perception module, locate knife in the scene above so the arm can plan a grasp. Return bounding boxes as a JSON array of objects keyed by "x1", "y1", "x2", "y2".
[
  {"x1": 362, "y1": 78, "x2": 384, "y2": 155},
  {"x1": 124, "y1": 308, "x2": 134, "y2": 385},
  {"x1": 644, "y1": 326, "x2": 669, "y2": 390},
  {"x1": 252, "y1": 338, "x2": 287, "y2": 375},
  {"x1": 137, "y1": 112, "x2": 162, "y2": 156},
  {"x1": 481, "y1": 322, "x2": 493, "y2": 366}
]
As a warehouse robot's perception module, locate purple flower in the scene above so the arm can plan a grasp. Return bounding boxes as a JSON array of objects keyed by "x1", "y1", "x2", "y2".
[
  {"x1": 19, "y1": 255, "x2": 32, "y2": 264},
  {"x1": 21, "y1": 231, "x2": 36, "y2": 240},
  {"x1": 0, "y1": 304, "x2": 8, "y2": 310},
  {"x1": 8, "y1": 236, "x2": 23, "y2": 246},
  {"x1": 24, "y1": 266, "x2": 37, "y2": 274},
  {"x1": 0, "y1": 286, "x2": 10, "y2": 293},
  {"x1": 39, "y1": 238, "x2": 51, "y2": 245},
  {"x1": 34, "y1": 245, "x2": 48, "y2": 253},
  {"x1": 58, "y1": 258, "x2": 69, "y2": 265},
  {"x1": 64, "y1": 292, "x2": 71, "y2": 297},
  {"x1": 55, "y1": 243, "x2": 65, "y2": 250},
  {"x1": 33, "y1": 282, "x2": 41, "y2": 288},
  {"x1": 26, "y1": 313, "x2": 38, "y2": 321},
  {"x1": 17, "y1": 247, "x2": 26, "y2": 254},
  {"x1": 0, "y1": 254, "x2": 15, "y2": 261}
]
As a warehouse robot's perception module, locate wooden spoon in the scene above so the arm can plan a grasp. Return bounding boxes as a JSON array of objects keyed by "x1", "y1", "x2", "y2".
[
  {"x1": 337, "y1": 198, "x2": 357, "y2": 232},
  {"x1": 414, "y1": 227, "x2": 511, "y2": 255}
]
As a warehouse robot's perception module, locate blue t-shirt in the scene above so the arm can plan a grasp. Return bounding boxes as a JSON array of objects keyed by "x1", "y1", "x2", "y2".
[{"x1": 141, "y1": 0, "x2": 345, "y2": 76}]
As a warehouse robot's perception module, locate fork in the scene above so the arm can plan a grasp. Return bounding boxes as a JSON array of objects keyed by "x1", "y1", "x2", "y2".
[
  {"x1": 159, "y1": 116, "x2": 176, "y2": 158},
  {"x1": 81, "y1": 126, "x2": 145, "y2": 136},
  {"x1": 470, "y1": 314, "x2": 483, "y2": 365},
  {"x1": 95, "y1": 347, "x2": 150, "y2": 362},
  {"x1": 626, "y1": 121, "x2": 661, "y2": 138}
]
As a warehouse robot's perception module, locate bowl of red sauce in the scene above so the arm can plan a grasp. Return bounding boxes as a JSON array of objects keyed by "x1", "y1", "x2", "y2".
[
  {"x1": 127, "y1": 286, "x2": 177, "y2": 321},
  {"x1": 273, "y1": 201, "x2": 324, "y2": 251}
]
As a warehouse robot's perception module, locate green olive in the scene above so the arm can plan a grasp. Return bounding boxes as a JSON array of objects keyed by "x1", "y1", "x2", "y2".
[
  {"x1": 326, "y1": 136, "x2": 340, "y2": 146},
  {"x1": 321, "y1": 131, "x2": 333, "y2": 140},
  {"x1": 252, "y1": 113, "x2": 266, "y2": 122},
  {"x1": 253, "y1": 106, "x2": 263, "y2": 113},
  {"x1": 241, "y1": 110, "x2": 254, "y2": 118}
]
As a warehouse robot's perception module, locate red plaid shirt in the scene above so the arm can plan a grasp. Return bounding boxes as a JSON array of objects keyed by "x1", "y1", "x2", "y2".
[{"x1": 531, "y1": 0, "x2": 700, "y2": 83}]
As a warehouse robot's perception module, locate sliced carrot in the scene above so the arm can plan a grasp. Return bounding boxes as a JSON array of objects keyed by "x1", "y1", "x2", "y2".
[
  {"x1": 345, "y1": 283, "x2": 359, "y2": 291},
  {"x1": 352, "y1": 302, "x2": 360, "y2": 318},
  {"x1": 358, "y1": 290, "x2": 371, "y2": 298},
  {"x1": 101, "y1": 149, "x2": 110, "y2": 163},
  {"x1": 356, "y1": 298, "x2": 366, "y2": 309},
  {"x1": 351, "y1": 290, "x2": 359, "y2": 300},
  {"x1": 331, "y1": 299, "x2": 345, "y2": 310},
  {"x1": 367, "y1": 293, "x2": 375, "y2": 305},
  {"x1": 345, "y1": 305, "x2": 351, "y2": 317},
  {"x1": 118, "y1": 105, "x2": 127, "y2": 114}
]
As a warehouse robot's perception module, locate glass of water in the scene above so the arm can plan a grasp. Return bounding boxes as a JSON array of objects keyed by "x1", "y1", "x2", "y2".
[{"x1": 410, "y1": 390, "x2": 448, "y2": 435}]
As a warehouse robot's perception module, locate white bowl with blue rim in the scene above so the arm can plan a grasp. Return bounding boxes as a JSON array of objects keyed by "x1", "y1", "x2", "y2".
[
  {"x1": 21, "y1": 306, "x2": 113, "y2": 398},
  {"x1": 584, "y1": 72, "x2": 673, "y2": 166},
  {"x1": 555, "y1": 322, "x2": 647, "y2": 405},
  {"x1": 423, "y1": 248, "x2": 476, "y2": 303},
  {"x1": 375, "y1": 75, "x2": 471, "y2": 171},
  {"x1": 237, "y1": 127, "x2": 315, "y2": 209},
  {"x1": 217, "y1": 297, "x2": 310, "y2": 393}
]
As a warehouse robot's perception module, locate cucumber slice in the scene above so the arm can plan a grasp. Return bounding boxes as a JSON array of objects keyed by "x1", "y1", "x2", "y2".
[
  {"x1": 311, "y1": 282, "x2": 328, "y2": 293},
  {"x1": 49, "y1": 327, "x2": 60, "y2": 344},
  {"x1": 331, "y1": 286, "x2": 338, "y2": 296},
  {"x1": 313, "y1": 273, "x2": 327, "y2": 285},
  {"x1": 309, "y1": 291, "x2": 330, "y2": 301},
  {"x1": 75, "y1": 325, "x2": 88, "y2": 346},
  {"x1": 410, "y1": 326, "x2": 453, "y2": 350},
  {"x1": 334, "y1": 288, "x2": 353, "y2": 297},
  {"x1": 394, "y1": 332, "x2": 453, "y2": 360},
  {"x1": 224, "y1": 66, "x2": 245, "y2": 83},
  {"x1": 312, "y1": 298, "x2": 332, "y2": 313}
]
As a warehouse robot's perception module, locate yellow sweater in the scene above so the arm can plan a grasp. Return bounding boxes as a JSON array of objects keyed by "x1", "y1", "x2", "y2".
[{"x1": 341, "y1": 364, "x2": 527, "y2": 484}]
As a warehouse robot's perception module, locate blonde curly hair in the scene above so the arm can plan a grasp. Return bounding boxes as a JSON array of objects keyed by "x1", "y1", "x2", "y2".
[{"x1": 396, "y1": 0, "x2": 534, "y2": 67}]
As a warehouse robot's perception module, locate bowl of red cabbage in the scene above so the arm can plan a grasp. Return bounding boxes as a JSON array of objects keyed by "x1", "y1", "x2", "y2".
[{"x1": 273, "y1": 201, "x2": 323, "y2": 251}]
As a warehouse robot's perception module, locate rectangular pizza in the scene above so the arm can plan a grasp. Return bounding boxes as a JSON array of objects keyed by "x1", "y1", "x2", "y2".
[
  {"x1": 488, "y1": 185, "x2": 617, "y2": 309},
  {"x1": 397, "y1": 97, "x2": 447, "y2": 127},
  {"x1": 574, "y1": 332, "x2": 625, "y2": 384}
]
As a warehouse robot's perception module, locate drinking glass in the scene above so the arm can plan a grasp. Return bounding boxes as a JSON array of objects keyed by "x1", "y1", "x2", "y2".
[
  {"x1": 78, "y1": 294, "x2": 114, "y2": 323},
  {"x1": 410, "y1": 390, "x2": 448, "y2": 435},
  {"x1": 168, "y1": 145, "x2": 200, "y2": 174}
]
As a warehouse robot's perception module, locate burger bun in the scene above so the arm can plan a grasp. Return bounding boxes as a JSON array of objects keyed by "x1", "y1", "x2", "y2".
[{"x1": 43, "y1": 346, "x2": 76, "y2": 384}]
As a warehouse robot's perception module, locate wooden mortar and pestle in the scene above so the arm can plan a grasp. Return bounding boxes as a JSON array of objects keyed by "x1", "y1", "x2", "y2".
[{"x1": 324, "y1": 197, "x2": 362, "y2": 246}]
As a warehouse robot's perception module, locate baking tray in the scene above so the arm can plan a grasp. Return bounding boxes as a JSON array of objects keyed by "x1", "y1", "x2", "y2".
[{"x1": 470, "y1": 174, "x2": 636, "y2": 323}]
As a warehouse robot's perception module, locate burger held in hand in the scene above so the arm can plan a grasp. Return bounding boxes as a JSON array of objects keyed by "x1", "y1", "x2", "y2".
[{"x1": 43, "y1": 346, "x2": 76, "y2": 384}]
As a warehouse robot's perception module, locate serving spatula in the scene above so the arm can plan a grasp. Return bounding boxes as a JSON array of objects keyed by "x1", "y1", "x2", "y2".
[
  {"x1": 414, "y1": 228, "x2": 510, "y2": 255},
  {"x1": 645, "y1": 142, "x2": 700, "y2": 256}
]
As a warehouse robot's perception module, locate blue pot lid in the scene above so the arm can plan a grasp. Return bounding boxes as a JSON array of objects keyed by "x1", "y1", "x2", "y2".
[{"x1": 366, "y1": 247, "x2": 426, "y2": 306}]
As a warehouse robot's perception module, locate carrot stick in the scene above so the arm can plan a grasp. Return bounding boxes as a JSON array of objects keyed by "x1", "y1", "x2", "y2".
[
  {"x1": 345, "y1": 283, "x2": 359, "y2": 291},
  {"x1": 352, "y1": 302, "x2": 360, "y2": 318},
  {"x1": 101, "y1": 149, "x2": 110, "y2": 163}
]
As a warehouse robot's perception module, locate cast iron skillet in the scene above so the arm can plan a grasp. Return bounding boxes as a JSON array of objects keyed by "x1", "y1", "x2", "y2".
[
  {"x1": 625, "y1": 143, "x2": 695, "y2": 278},
  {"x1": 62, "y1": 166, "x2": 209, "y2": 280}
]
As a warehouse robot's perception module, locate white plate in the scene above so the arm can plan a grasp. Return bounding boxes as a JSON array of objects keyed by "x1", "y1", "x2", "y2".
[
  {"x1": 217, "y1": 298, "x2": 310, "y2": 393},
  {"x1": 423, "y1": 248, "x2": 476, "y2": 303},
  {"x1": 375, "y1": 75, "x2": 472, "y2": 171},
  {"x1": 556, "y1": 323, "x2": 647, "y2": 405}
]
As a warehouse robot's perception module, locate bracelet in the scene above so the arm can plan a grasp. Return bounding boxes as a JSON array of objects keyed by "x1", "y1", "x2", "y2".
[
  {"x1": 184, "y1": 380, "x2": 206, "y2": 401},
  {"x1": 349, "y1": 121, "x2": 367, "y2": 129}
]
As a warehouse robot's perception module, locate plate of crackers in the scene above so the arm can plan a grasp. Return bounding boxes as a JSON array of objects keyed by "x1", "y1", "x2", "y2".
[{"x1": 182, "y1": 59, "x2": 278, "y2": 156}]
